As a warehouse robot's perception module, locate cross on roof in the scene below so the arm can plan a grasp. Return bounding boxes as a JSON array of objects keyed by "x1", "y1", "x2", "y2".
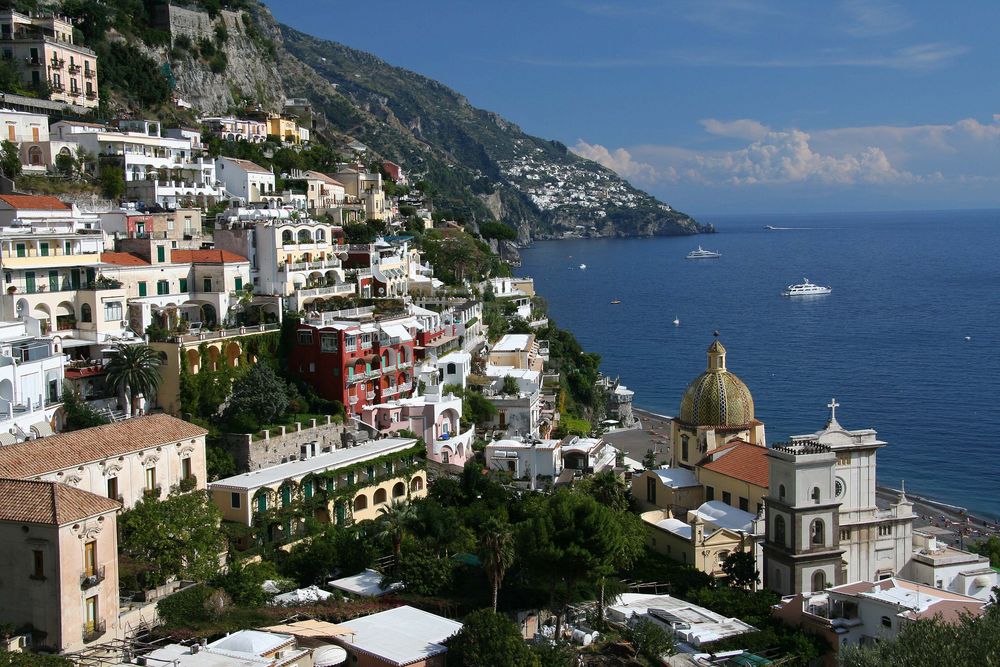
[{"x1": 827, "y1": 398, "x2": 840, "y2": 424}]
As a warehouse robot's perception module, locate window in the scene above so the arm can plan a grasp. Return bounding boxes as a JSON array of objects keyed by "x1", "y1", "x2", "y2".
[
  {"x1": 179, "y1": 278, "x2": 187, "y2": 292},
  {"x1": 812, "y1": 571, "x2": 826, "y2": 592},
  {"x1": 39, "y1": 242, "x2": 48, "y2": 257},
  {"x1": 345, "y1": 335, "x2": 357, "y2": 352},
  {"x1": 681, "y1": 435, "x2": 689, "y2": 461},
  {"x1": 811, "y1": 486, "x2": 821, "y2": 504},
  {"x1": 646, "y1": 476, "x2": 656, "y2": 504},
  {"x1": 144, "y1": 466, "x2": 156, "y2": 491},
  {"x1": 15, "y1": 243, "x2": 25, "y2": 257},
  {"x1": 840, "y1": 528, "x2": 852, "y2": 541},
  {"x1": 64, "y1": 241, "x2": 72, "y2": 255},
  {"x1": 85, "y1": 595, "x2": 98, "y2": 632},
  {"x1": 297, "y1": 330, "x2": 313, "y2": 345},
  {"x1": 837, "y1": 451, "x2": 851, "y2": 466},
  {"x1": 321, "y1": 333, "x2": 338, "y2": 352},
  {"x1": 446, "y1": 363, "x2": 456, "y2": 374},
  {"x1": 722, "y1": 491, "x2": 732, "y2": 506},
  {"x1": 84, "y1": 541, "x2": 96, "y2": 577},
  {"x1": 235, "y1": 277, "x2": 243, "y2": 291},
  {"x1": 811, "y1": 519, "x2": 825, "y2": 546},
  {"x1": 157, "y1": 246, "x2": 165, "y2": 262},
  {"x1": 156, "y1": 280, "x2": 169, "y2": 295},
  {"x1": 706, "y1": 486, "x2": 715, "y2": 501},
  {"x1": 774, "y1": 515, "x2": 786, "y2": 545},
  {"x1": 106, "y1": 477, "x2": 117, "y2": 499},
  {"x1": 739, "y1": 497, "x2": 749, "y2": 512},
  {"x1": 104, "y1": 301, "x2": 122, "y2": 321},
  {"x1": 48, "y1": 270, "x2": 58, "y2": 291},
  {"x1": 878, "y1": 525, "x2": 893, "y2": 537},
  {"x1": 231, "y1": 493, "x2": 241, "y2": 509},
  {"x1": 32, "y1": 550, "x2": 44, "y2": 579},
  {"x1": 203, "y1": 278, "x2": 212, "y2": 292},
  {"x1": 181, "y1": 458, "x2": 192, "y2": 480},
  {"x1": 778, "y1": 484, "x2": 786, "y2": 500},
  {"x1": 881, "y1": 616, "x2": 892, "y2": 629},
  {"x1": 256, "y1": 494, "x2": 267, "y2": 513}
]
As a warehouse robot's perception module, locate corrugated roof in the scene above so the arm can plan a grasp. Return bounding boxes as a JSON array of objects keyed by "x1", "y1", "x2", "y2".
[
  {"x1": 172, "y1": 249, "x2": 249, "y2": 264},
  {"x1": 222, "y1": 157, "x2": 272, "y2": 174},
  {"x1": 0, "y1": 195, "x2": 71, "y2": 211},
  {"x1": 101, "y1": 251, "x2": 150, "y2": 266},
  {"x1": 0, "y1": 478, "x2": 120, "y2": 524},
  {"x1": 698, "y1": 440, "x2": 769, "y2": 488},
  {"x1": 0, "y1": 415, "x2": 207, "y2": 478}
]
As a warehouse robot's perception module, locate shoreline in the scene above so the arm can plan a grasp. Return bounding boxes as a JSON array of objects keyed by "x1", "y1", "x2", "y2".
[{"x1": 609, "y1": 409, "x2": 999, "y2": 549}]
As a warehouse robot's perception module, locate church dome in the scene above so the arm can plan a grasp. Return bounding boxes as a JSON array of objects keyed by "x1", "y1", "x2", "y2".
[{"x1": 678, "y1": 339, "x2": 755, "y2": 428}]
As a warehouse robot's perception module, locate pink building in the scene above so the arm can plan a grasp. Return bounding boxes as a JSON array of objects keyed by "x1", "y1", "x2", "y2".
[{"x1": 360, "y1": 387, "x2": 475, "y2": 467}]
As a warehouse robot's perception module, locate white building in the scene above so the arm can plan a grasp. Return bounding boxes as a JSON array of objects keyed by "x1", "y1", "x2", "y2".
[
  {"x1": 485, "y1": 436, "x2": 562, "y2": 489},
  {"x1": 560, "y1": 435, "x2": 618, "y2": 474},
  {"x1": 903, "y1": 530, "x2": 997, "y2": 600},
  {"x1": 332, "y1": 606, "x2": 462, "y2": 667},
  {"x1": 133, "y1": 630, "x2": 312, "y2": 667},
  {"x1": 216, "y1": 157, "x2": 276, "y2": 204},
  {"x1": 436, "y1": 351, "x2": 471, "y2": 390},
  {"x1": 0, "y1": 318, "x2": 64, "y2": 439},
  {"x1": 607, "y1": 592, "x2": 756, "y2": 648}
]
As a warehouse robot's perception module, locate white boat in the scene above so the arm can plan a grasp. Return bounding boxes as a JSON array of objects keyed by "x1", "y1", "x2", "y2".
[
  {"x1": 782, "y1": 278, "x2": 832, "y2": 297},
  {"x1": 673, "y1": 316, "x2": 680, "y2": 326},
  {"x1": 579, "y1": 263, "x2": 587, "y2": 270},
  {"x1": 686, "y1": 246, "x2": 721, "y2": 259}
]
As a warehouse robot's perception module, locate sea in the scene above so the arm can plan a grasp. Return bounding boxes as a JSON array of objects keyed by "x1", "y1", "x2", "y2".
[{"x1": 515, "y1": 209, "x2": 1000, "y2": 519}]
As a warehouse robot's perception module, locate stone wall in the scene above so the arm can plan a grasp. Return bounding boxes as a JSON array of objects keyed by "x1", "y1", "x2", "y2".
[{"x1": 225, "y1": 417, "x2": 347, "y2": 472}]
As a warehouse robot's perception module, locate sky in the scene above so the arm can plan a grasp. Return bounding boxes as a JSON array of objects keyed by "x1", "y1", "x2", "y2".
[{"x1": 263, "y1": 0, "x2": 1000, "y2": 215}]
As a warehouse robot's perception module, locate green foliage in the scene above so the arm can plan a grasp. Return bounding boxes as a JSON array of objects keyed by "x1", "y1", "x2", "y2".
[
  {"x1": 0, "y1": 650, "x2": 72, "y2": 667},
  {"x1": 421, "y1": 230, "x2": 505, "y2": 285},
  {"x1": 446, "y1": 609, "x2": 540, "y2": 667},
  {"x1": 55, "y1": 151, "x2": 78, "y2": 177},
  {"x1": 60, "y1": 387, "x2": 109, "y2": 431},
  {"x1": 970, "y1": 535, "x2": 1000, "y2": 567},
  {"x1": 99, "y1": 167, "x2": 125, "y2": 200},
  {"x1": 223, "y1": 363, "x2": 290, "y2": 431},
  {"x1": 391, "y1": 541, "x2": 456, "y2": 596},
  {"x1": 642, "y1": 448, "x2": 657, "y2": 469},
  {"x1": 478, "y1": 221, "x2": 517, "y2": 241},
  {"x1": 478, "y1": 516, "x2": 515, "y2": 611},
  {"x1": 105, "y1": 343, "x2": 162, "y2": 415},
  {"x1": 576, "y1": 470, "x2": 629, "y2": 514},
  {"x1": 278, "y1": 527, "x2": 370, "y2": 585},
  {"x1": 212, "y1": 561, "x2": 280, "y2": 608},
  {"x1": 721, "y1": 550, "x2": 759, "y2": 591},
  {"x1": 119, "y1": 491, "x2": 224, "y2": 589},
  {"x1": 501, "y1": 375, "x2": 520, "y2": 395},
  {"x1": 205, "y1": 441, "x2": 236, "y2": 481},
  {"x1": 555, "y1": 416, "x2": 590, "y2": 437},
  {"x1": 623, "y1": 617, "x2": 674, "y2": 661},
  {"x1": 0, "y1": 141, "x2": 21, "y2": 180},
  {"x1": 156, "y1": 584, "x2": 213, "y2": 627},
  {"x1": 95, "y1": 41, "x2": 172, "y2": 108}
]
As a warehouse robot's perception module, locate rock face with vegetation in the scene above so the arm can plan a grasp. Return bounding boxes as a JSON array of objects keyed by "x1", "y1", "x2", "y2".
[{"x1": 41, "y1": 0, "x2": 707, "y2": 240}]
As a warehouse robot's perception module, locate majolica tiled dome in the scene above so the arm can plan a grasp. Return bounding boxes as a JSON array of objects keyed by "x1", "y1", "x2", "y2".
[{"x1": 678, "y1": 340, "x2": 755, "y2": 428}]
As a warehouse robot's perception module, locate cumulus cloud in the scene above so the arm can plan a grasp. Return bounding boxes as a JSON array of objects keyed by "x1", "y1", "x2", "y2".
[
  {"x1": 700, "y1": 118, "x2": 771, "y2": 141},
  {"x1": 570, "y1": 140, "x2": 660, "y2": 182}
]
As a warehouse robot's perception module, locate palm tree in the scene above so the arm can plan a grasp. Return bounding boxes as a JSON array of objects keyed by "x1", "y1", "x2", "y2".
[
  {"x1": 105, "y1": 343, "x2": 163, "y2": 416},
  {"x1": 478, "y1": 517, "x2": 515, "y2": 612},
  {"x1": 376, "y1": 500, "x2": 417, "y2": 564}
]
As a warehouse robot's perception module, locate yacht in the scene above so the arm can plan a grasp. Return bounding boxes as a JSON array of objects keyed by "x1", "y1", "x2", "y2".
[
  {"x1": 686, "y1": 246, "x2": 721, "y2": 259},
  {"x1": 579, "y1": 263, "x2": 587, "y2": 270},
  {"x1": 782, "y1": 278, "x2": 832, "y2": 297}
]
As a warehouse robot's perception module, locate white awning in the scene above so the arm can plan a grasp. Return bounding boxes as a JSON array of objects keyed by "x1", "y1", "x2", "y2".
[
  {"x1": 59, "y1": 339, "x2": 94, "y2": 349},
  {"x1": 30, "y1": 421, "x2": 53, "y2": 437},
  {"x1": 381, "y1": 324, "x2": 412, "y2": 341}
]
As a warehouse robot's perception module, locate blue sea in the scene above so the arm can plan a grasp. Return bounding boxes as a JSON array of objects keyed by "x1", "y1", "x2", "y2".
[{"x1": 515, "y1": 210, "x2": 1000, "y2": 518}]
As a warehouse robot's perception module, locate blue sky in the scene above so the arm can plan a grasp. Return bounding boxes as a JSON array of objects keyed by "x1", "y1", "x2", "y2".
[{"x1": 264, "y1": 0, "x2": 1000, "y2": 215}]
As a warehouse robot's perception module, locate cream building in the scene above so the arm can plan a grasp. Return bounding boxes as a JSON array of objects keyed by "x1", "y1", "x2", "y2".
[
  {"x1": 0, "y1": 109, "x2": 52, "y2": 172},
  {"x1": 487, "y1": 333, "x2": 544, "y2": 372},
  {"x1": 333, "y1": 167, "x2": 388, "y2": 221},
  {"x1": 0, "y1": 11, "x2": 99, "y2": 109},
  {"x1": 202, "y1": 116, "x2": 267, "y2": 143},
  {"x1": 0, "y1": 478, "x2": 120, "y2": 652},
  {"x1": 208, "y1": 437, "x2": 426, "y2": 542},
  {"x1": 671, "y1": 339, "x2": 766, "y2": 469},
  {"x1": 0, "y1": 414, "x2": 208, "y2": 508},
  {"x1": 216, "y1": 157, "x2": 276, "y2": 204}
]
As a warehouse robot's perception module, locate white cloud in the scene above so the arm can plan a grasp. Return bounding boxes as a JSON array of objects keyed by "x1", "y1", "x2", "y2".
[
  {"x1": 700, "y1": 118, "x2": 771, "y2": 141},
  {"x1": 840, "y1": 0, "x2": 912, "y2": 38},
  {"x1": 570, "y1": 140, "x2": 660, "y2": 182}
]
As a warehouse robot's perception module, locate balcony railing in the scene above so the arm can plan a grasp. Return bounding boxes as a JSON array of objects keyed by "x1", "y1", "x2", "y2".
[
  {"x1": 84, "y1": 69, "x2": 94, "y2": 79},
  {"x1": 143, "y1": 485, "x2": 162, "y2": 498},
  {"x1": 366, "y1": 391, "x2": 376, "y2": 401},
  {"x1": 349, "y1": 395, "x2": 359, "y2": 405},
  {"x1": 296, "y1": 283, "x2": 356, "y2": 299},
  {"x1": 50, "y1": 58, "x2": 64, "y2": 69},
  {"x1": 68, "y1": 64, "x2": 80, "y2": 74},
  {"x1": 280, "y1": 259, "x2": 342, "y2": 272},
  {"x1": 398, "y1": 382, "x2": 413, "y2": 394},
  {"x1": 82, "y1": 620, "x2": 106, "y2": 643},
  {"x1": 80, "y1": 565, "x2": 106, "y2": 589},
  {"x1": 85, "y1": 90, "x2": 96, "y2": 99}
]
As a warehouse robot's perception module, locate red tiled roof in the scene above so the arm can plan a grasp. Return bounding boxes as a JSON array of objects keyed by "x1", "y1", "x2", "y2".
[
  {"x1": 101, "y1": 252, "x2": 149, "y2": 266},
  {"x1": 172, "y1": 249, "x2": 249, "y2": 264},
  {"x1": 0, "y1": 195, "x2": 71, "y2": 211},
  {"x1": 0, "y1": 478, "x2": 120, "y2": 525},
  {"x1": 0, "y1": 415, "x2": 207, "y2": 479},
  {"x1": 698, "y1": 440, "x2": 769, "y2": 488}
]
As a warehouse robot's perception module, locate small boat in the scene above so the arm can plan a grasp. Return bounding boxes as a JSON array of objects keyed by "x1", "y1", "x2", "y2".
[
  {"x1": 579, "y1": 263, "x2": 587, "y2": 270},
  {"x1": 673, "y1": 316, "x2": 680, "y2": 326},
  {"x1": 610, "y1": 299, "x2": 621, "y2": 305},
  {"x1": 686, "y1": 246, "x2": 721, "y2": 259},
  {"x1": 782, "y1": 278, "x2": 832, "y2": 297}
]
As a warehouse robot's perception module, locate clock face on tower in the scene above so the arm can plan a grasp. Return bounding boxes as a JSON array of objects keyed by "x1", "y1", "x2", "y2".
[{"x1": 835, "y1": 478, "x2": 846, "y2": 499}]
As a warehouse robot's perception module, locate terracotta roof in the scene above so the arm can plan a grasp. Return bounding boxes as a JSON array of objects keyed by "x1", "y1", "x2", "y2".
[
  {"x1": 221, "y1": 157, "x2": 271, "y2": 174},
  {"x1": 101, "y1": 251, "x2": 149, "y2": 266},
  {"x1": 904, "y1": 600, "x2": 987, "y2": 623},
  {"x1": 0, "y1": 195, "x2": 71, "y2": 211},
  {"x1": 0, "y1": 415, "x2": 208, "y2": 479},
  {"x1": 0, "y1": 478, "x2": 120, "y2": 525},
  {"x1": 172, "y1": 249, "x2": 249, "y2": 264},
  {"x1": 305, "y1": 171, "x2": 345, "y2": 187},
  {"x1": 697, "y1": 440, "x2": 769, "y2": 488}
]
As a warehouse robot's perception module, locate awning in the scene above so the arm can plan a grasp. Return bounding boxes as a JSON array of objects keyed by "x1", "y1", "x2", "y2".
[
  {"x1": 381, "y1": 324, "x2": 412, "y2": 341},
  {"x1": 59, "y1": 339, "x2": 94, "y2": 349},
  {"x1": 30, "y1": 421, "x2": 53, "y2": 437},
  {"x1": 0, "y1": 433, "x2": 16, "y2": 446},
  {"x1": 55, "y1": 303, "x2": 73, "y2": 317}
]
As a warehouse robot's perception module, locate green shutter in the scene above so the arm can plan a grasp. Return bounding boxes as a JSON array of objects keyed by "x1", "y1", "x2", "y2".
[
  {"x1": 256, "y1": 494, "x2": 266, "y2": 512},
  {"x1": 179, "y1": 278, "x2": 187, "y2": 292},
  {"x1": 347, "y1": 472, "x2": 355, "y2": 486},
  {"x1": 64, "y1": 241, "x2": 72, "y2": 255},
  {"x1": 48, "y1": 270, "x2": 58, "y2": 291},
  {"x1": 304, "y1": 481, "x2": 313, "y2": 499},
  {"x1": 281, "y1": 486, "x2": 291, "y2": 507},
  {"x1": 203, "y1": 278, "x2": 211, "y2": 292},
  {"x1": 70, "y1": 270, "x2": 80, "y2": 289},
  {"x1": 138, "y1": 282, "x2": 147, "y2": 297},
  {"x1": 24, "y1": 272, "x2": 35, "y2": 292},
  {"x1": 15, "y1": 243, "x2": 25, "y2": 258},
  {"x1": 157, "y1": 246, "x2": 165, "y2": 262},
  {"x1": 39, "y1": 242, "x2": 48, "y2": 257},
  {"x1": 235, "y1": 277, "x2": 243, "y2": 291}
]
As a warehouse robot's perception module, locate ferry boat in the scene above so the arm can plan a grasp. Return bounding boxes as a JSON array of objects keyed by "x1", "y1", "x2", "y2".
[
  {"x1": 686, "y1": 246, "x2": 721, "y2": 259},
  {"x1": 782, "y1": 278, "x2": 832, "y2": 297},
  {"x1": 610, "y1": 299, "x2": 621, "y2": 305}
]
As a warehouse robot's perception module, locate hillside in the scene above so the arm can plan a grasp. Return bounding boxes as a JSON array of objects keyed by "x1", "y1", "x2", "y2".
[{"x1": 27, "y1": 0, "x2": 710, "y2": 240}]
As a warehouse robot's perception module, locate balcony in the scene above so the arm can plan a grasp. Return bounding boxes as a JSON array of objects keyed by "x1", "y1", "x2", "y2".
[
  {"x1": 85, "y1": 90, "x2": 96, "y2": 100},
  {"x1": 24, "y1": 56, "x2": 41, "y2": 66},
  {"x1": 82, "y1": 620, "x2": 106, "y2": 643},
  {"x1": 296, "y1": 283, "x2": 356, "y2": 299},
  {"x1": 349, "y1": 395, "x2": 359, "y2": 405},
  {"x1": 143, "y1": 485, "x2": 162, "y2": 498},
  {"x1": 50, "y1": 58, "x2": 64, "y2": 70},
  {"x1": 398, "y1": 382, "x2": 413, "y2": 394},
  {"x1": 84, "y1": 69, "x2": 94, "y2": 79},
  {"x1": 68, "y1": 64, "x2": 80, "y2": 74},
  {"x1": 50, "y1": 82, "x2": 63, "y2": 91},
  {"x1": 80, "y1": 565, "x2": 106, "y2": 589},
  {"x1": 366, "y1": 391, "x2": 376, "y2": 401},
  {"x1": 280, "y1": 258, "x2": 343, "y2": 272}
]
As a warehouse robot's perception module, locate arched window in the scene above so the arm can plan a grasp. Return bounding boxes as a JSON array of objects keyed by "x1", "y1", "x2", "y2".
[
  {"x1": 373, "y1": 488, "x2": 387, "y2": 504},
  {"x1": 779, "y1": 484, "x2": 786, "y2": 500},
  {"x1": 813, "y1": 571, "x2": 826, "y2": 592},
  {"x1": 811, "y1": 519, "x2": 825, "y2": 546},
  {"x1": 410, "y1": 476, "x2": 424, "y2": 492},
  {"x1": 315, "y1": 229, "x2": 325, "y2": 241},
  {"x1": 392, "y1": 481, "x2": 405, "y2": 498},
  {"x1": 681, "y1": 434, "x2": 689, "y2": 461},
  {"x1": 80, "y1": 303, "x2": 92, "y2": 322},
  {"x1": 881, "y1": 616, "x2": 892, "y2": 628},
  {"x1": 297, "y1": 229, "x2": 312, "y2": 243},
  {"x1": 774, "y1": 515, "x2": 786, "y2": 545},
  {"x1": 811, "y1": 486, "x2": 821, "y2": 504},
  {"x1": 282, "y1": 230, "x2": 293, "y2": 244},
  {"x1": 353, "y1": 494, "x2": 368, "y2": 511},
  {"x1": 446, "y1": 363, "x2": 456, "y2": 374}
]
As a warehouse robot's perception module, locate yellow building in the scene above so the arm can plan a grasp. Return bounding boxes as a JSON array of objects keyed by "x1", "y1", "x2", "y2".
[
  {"x1": 641, "y1": 502, "x2": 762, "y2": 579},
  {"x1": 697, "y1": 439, "x2": 769, "y2": 516},
  {"x1": 671, "y1": 339, "x2": 766, "y2": 469},
  {"x1": 631, "y1": 467, "x2": 703, "y2": 514},
  {"x1": 208, "y1": 437, "x2": 426, "y2": 544},
  {"x1": 267, "y1": 115, "x2": 301, "y2": 144}
]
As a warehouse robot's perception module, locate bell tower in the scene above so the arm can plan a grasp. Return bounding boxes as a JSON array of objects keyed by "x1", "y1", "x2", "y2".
[{"x1": 762, "y1": 440, "x2": 844, "y2": 596}]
